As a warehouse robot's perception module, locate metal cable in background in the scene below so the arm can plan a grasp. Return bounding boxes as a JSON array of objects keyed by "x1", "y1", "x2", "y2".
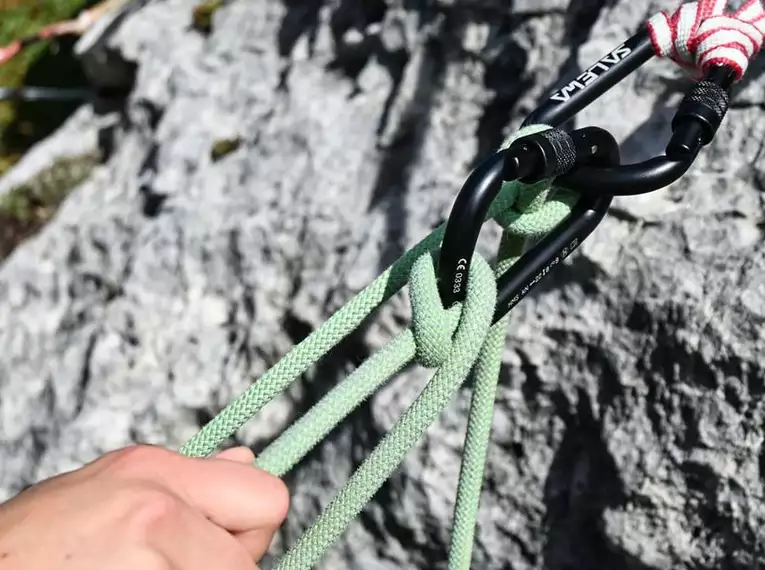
[{"x1": 0, "y1": 86, "x2": 94, "y2": 102}]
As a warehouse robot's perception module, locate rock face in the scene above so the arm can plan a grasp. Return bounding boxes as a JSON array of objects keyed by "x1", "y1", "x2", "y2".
[{"x1": 1, "y1": 0, "x2": 764, "y2": 568}]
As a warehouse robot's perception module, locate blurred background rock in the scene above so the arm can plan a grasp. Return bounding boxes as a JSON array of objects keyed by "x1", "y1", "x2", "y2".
[{"x1": 0, "y1": 0, "x2": 99, "y2": 258}]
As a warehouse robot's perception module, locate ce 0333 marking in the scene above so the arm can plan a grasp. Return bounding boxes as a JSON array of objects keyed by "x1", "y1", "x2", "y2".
[{"x1": 452, "y1": 258, "x2": 468, "y2": 295}]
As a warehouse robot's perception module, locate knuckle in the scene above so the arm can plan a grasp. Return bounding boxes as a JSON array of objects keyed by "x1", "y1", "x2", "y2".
[
  {"x1": 122, "y1": 487, "x2": 185, "y2": 535},
  {"x1": 103, "y1": 444, "x2": 170, "y2": 475}
]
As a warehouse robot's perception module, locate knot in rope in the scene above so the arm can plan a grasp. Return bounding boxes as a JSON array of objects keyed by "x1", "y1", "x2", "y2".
[
  {"x1": 647, "y1": 0, "x2": 765, "y2": 80},
  {"x1": 409, "y1": 253, "x2": 482, "y2": 368},
  {"x1": 493, "y1": 182, "x2": 577, "y2": 239}
]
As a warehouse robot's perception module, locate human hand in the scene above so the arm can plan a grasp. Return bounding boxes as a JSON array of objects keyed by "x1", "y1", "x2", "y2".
[{"x1": 0, "y1": 444, "x2": 289, "y2": 569}]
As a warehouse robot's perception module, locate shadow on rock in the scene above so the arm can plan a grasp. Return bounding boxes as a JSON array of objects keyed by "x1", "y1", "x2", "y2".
[
  {"x1": 541, "y1": 388, "x2": 645, "y2": 570},
  {"x1": 277, "y1": 0, "x2": 324, "y2": 60}
]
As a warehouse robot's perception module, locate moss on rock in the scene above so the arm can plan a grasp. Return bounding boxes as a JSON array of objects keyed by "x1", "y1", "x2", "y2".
[{"x1": 0, "y1": 151, "x2": 100, "y2": 260}]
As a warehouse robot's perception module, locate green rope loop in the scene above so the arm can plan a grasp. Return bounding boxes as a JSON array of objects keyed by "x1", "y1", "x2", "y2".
[
  {"x1": 409, "y1": 252, "x2": 462, "y2": 368},
  {"x1": 180, "y1": 122, "x2": 585, "y2": 570},
  {"x1": 178, "y1": 229, "x2": 443, "y2": 458},
  {"x1": 272, "y1": 252, "x2": 498, "y2": 570}
]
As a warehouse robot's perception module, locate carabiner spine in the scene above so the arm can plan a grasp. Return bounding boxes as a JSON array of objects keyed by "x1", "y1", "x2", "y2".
[
  {"x1": 492, "y1": 194, "x2": 612, "y2": 323},
  {"x1": 523, "y1": 26, "x2": 655, "y2": 128}
]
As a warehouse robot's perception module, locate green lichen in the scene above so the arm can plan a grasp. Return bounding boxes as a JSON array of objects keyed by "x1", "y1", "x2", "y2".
[
  {"x1": 192, "y1": 0, "x2": 225, "y2": 35},
  {"x1": 0, "y1": 151, "x2": 100, "y2": 260},
  {"x1": 210, "y1": 136, "x2": 242, "y2": 162}
]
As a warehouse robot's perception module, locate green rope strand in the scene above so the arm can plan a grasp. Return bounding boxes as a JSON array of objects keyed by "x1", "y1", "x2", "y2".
[
  {"x1": 446, "y1": 229, "x2": 532, "y2": 570},
  {"x1": 446, "y1": 314, "x2": 510, "y2": 570},
  {"x1": 179, "y1": 230, "x2": 442, "y2": 458},
  {"x1": 255, "y1": 328, "x2": 417, "y2": 477}
]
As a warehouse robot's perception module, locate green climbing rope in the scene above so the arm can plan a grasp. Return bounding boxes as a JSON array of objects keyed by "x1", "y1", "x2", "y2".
[{"x1": 180, "y1": 124, "x2": 582, "y2": 570}]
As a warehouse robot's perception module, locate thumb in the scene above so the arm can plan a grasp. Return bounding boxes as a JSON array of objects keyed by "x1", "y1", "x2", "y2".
[
  {"x1": 119, "y1": 446, "x2": 289, "y2": 532},
  {"x1": 214, "y1": 446, "x2": 256, "y2": 464}
]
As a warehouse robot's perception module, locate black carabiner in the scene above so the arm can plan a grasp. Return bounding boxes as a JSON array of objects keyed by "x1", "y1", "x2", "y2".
[
  {"x1": 555, "y1": 65, "x2": 735, "y2": 195},
  {"x1": 437, "y1": 126, "x2": 618, "y2": 308},
  {"x1": 436, "y1": 23, "x2": 738, "y2": 312},
  {"x1": 521, "y1": 26, "x2": 654, "y2": 128},
  {"x1": 488, "y1": 130, "x2": 620, "y2": 322},
  {"x1": 466, "y1": 130, "x2": 618, "y2": 326}
]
